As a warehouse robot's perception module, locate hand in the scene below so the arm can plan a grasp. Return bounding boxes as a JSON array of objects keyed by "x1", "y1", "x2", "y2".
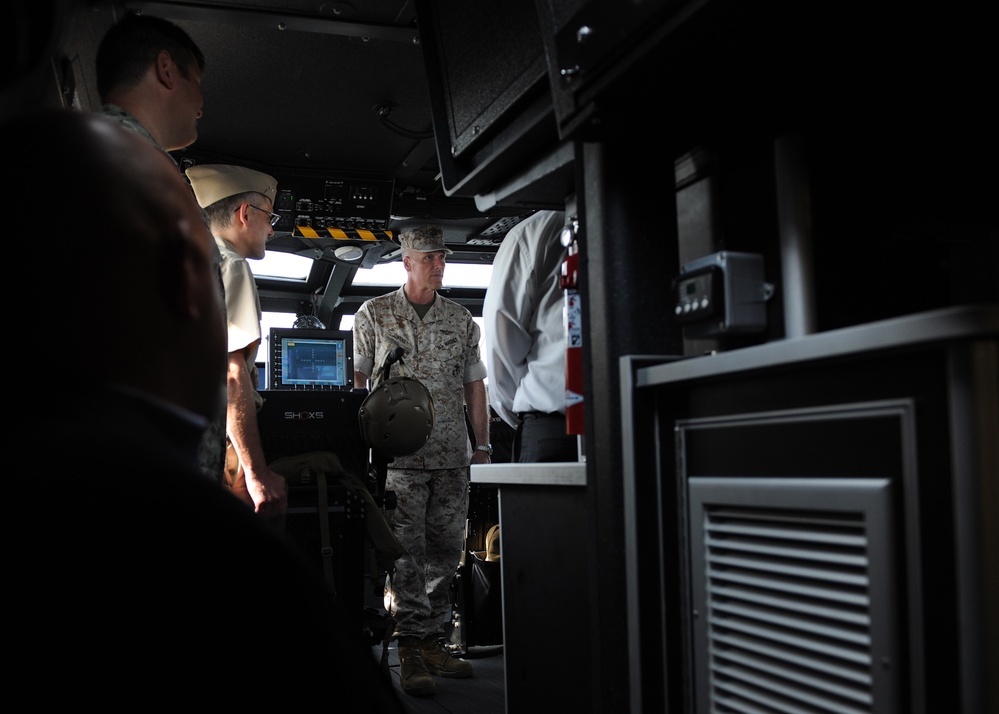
[
  {"x1": 470, "y1": 450, "x2": 491, "y2": 465},
  {"x1": 244, "y1": 466, "x2": 288, "y2": 518}
]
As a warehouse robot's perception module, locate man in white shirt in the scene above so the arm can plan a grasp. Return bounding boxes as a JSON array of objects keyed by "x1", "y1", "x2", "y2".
[{"x1": 483, "y1": 210, "x2": 578, "y2": 462}]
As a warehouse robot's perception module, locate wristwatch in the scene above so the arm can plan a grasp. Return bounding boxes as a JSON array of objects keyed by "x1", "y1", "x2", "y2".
[{"x1": 475, "y1": 443, "x2": 493, "y2": 456}]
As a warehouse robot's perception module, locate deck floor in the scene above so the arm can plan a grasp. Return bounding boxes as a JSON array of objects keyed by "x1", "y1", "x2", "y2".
[{"x1": 373, "y1": 643, "x2": 505, "y2": 714}]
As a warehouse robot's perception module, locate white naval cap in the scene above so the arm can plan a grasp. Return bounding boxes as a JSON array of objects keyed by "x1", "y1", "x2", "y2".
[{"x1": 185, "y1": 163, "x2": 277, "y2": 208}]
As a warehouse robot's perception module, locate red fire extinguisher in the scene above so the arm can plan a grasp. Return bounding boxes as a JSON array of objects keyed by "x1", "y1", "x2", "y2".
[{"x1": 561, "y1": 239, "x2": 584, "y2": 435}]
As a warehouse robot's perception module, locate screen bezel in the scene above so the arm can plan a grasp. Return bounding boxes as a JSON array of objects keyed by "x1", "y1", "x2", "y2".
[{"x1": 267, "y1": 327, "x2": 354, "y2": 391}]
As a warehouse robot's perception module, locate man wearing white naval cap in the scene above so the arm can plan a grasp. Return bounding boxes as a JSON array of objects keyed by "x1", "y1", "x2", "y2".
[{"x1": 186, "y1": 163, "x2": 288, "y2": 520}]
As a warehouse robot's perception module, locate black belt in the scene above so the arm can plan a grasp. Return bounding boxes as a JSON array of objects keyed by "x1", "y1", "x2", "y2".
[{"x1": 517, "y1": 411, "x2": 563, "y2": 421}]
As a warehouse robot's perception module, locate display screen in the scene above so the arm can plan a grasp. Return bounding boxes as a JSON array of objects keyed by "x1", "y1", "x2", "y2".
[{"x1": 268, "y1": 328, "x2": 353, "y2": 390}]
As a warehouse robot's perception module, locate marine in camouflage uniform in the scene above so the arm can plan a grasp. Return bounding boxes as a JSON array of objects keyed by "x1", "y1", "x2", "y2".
[
  {"x1": 96, "y1": 15, "x2": 226, "y2": 484},
  {"x1": 98, "y1": 108, "x2": 227, "y2": 484},
  {"x1": 353, "y1": 225, "x2": 490, "y2": 695}
]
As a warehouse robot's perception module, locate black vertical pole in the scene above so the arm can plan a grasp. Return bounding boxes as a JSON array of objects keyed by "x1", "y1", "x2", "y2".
[{"x1": 578, "y1": 133, "x2": 683, "y2": 712}]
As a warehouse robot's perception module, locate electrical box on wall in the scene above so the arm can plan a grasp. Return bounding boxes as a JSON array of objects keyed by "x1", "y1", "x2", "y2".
[{"x1": 673, "y1": 251, "x2": 773, "y2": 338}]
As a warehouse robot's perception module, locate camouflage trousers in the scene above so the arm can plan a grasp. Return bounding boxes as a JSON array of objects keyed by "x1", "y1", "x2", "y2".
[
  {"x1": 384, "y1": 466, "x2": 469, "y2": 639},
  {"x1": 197, "y1": 268, "x2": 229, "y2": 485},
  {"x1": 197, "y1": 411, "x2": 228, "y2": 485}
]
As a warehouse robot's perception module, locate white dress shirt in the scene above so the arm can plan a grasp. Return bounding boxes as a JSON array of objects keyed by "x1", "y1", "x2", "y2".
[{"x1": 483, "y1": 210, "x2": 568, "y2": 428}]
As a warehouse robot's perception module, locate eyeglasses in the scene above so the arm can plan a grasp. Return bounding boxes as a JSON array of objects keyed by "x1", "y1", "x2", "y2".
[{"x1": 240, "y1": 203, "x2": 282, "y2": 227}]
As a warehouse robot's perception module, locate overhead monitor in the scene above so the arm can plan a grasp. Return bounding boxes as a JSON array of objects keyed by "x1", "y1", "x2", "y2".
[{"x1": 414, "y1": 0, "x2": 557, "y2": 199}]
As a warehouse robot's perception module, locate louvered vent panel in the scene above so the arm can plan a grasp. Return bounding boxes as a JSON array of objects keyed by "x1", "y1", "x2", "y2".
[{"x1": 702, "y1": 506, "x2": 874, "y2": 713}]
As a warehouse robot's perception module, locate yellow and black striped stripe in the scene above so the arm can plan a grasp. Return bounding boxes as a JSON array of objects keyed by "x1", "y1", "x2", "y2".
[{"x1": 292, "y1": 227, "x2": 395, "y2": 243}]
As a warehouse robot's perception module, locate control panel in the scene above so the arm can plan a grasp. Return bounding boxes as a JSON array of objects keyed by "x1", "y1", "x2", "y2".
[
  {"x1": 271, "y1": 175, "x2": 393, "y2": 233},
  {"x1": 178, "y1": 153, "x2": 392, "y2": 233},
  {"x1": 673, "y1": 251, "x2": 773, "y2": 338}
]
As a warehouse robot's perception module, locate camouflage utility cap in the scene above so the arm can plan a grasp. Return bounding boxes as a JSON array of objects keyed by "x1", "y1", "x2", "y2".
[{"x1": 399, "y1": 225, "x2": 452, "y2": 254}]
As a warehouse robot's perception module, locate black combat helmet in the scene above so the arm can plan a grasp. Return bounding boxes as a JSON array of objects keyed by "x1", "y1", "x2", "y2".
[{"x1": 358, "y1": 376, "x2": 435, "y2": 458}]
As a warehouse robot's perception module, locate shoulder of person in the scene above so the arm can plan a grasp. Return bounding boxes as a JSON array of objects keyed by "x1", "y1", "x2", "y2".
[
  {"x1": 434, "y1": 293, "x2": 472, "y2": 315},
  {"x1": 369, "y1": 287, "x2": 406, "y2": 308},
  {"x1": 356, "y1": 291, "x2": 392, "y2": 316},
  {"x1": 216, "y1": 237, "x2": 245, "y2": 263}
]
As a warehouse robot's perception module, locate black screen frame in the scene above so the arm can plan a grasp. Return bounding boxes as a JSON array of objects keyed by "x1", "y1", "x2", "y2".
[
  {"x1": 267, "y1": 328, "x2": 354, "y2": 391},
  {"x1": 413, "y1": 0, "x2": 557, "y2": 199}
]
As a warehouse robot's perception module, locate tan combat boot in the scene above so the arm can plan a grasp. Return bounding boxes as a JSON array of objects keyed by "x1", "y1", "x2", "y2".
[
  {"x1": 397, "y1": 637, "x2": 436, "y2": 696},
  {"x1": 420, "y1": 634, "x2": 473, "y2": 678}
]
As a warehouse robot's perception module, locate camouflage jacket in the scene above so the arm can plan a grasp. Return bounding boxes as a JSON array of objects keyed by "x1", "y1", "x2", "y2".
[
  {"x1": 99, "y1": 104, "x2": 172, "y2": 161},
  {"x1": 353, "y1": 286, "x2": 487, "y2": 470}
]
